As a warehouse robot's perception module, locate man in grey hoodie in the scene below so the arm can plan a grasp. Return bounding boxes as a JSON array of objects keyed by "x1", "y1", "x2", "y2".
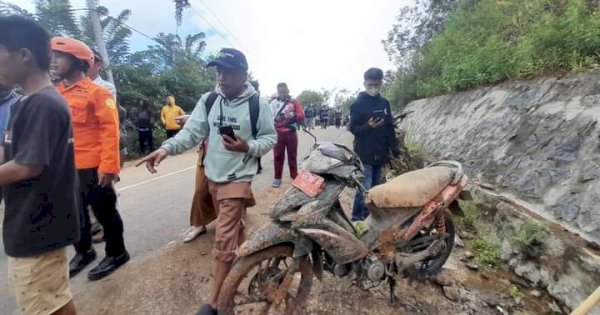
[{"x1": 137, "y1": 48, "x2": 276, "y2": 315}]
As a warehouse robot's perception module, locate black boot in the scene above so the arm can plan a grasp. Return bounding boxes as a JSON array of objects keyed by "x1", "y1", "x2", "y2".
[
  {"x1": 88, "y1": 251, "x2": 130, "y2": 281},
  {"x1": 69, "y1": 249, "x2": 97, "y2": 278},
  {"x1": 196, "y1": 304, "x2": 217, "y2": 315}
]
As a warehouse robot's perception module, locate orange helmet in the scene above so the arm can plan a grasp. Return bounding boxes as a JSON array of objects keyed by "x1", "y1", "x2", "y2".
[{"x1": 51, "y1": 37, "x2": 94, "y2": 68}]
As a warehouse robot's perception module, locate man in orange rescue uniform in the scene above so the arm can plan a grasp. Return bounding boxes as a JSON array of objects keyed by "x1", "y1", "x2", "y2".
[{"x1": 51, "y1": 37, "x2": 129, "y2": 281}]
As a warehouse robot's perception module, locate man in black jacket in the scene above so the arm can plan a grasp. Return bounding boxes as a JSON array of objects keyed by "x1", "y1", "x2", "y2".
[{"x1": 349, "y1": 68, "x2": 400, "y2": 221}]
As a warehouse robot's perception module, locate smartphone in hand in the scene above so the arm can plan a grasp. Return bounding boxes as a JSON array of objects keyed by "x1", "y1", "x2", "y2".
[{"x1": 219, "y1": 125, "x2": 235, "y2": 139}]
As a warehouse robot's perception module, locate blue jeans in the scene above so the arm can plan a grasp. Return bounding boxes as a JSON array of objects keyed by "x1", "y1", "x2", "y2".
[{"x1": 352, "y1": 164, "x2": 382, "y2": 221}]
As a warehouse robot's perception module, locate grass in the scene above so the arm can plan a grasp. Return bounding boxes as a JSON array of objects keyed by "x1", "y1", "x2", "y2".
[
  {"x1": 385, "y1": 0, "x2": 600, "y2": 108},
  {"x1": 455, "y1": 201, "x2": 481, "y2": 230},
  {"x1": 472, "y1": 234, "x2": 503, "y2": 268},
  {"x1": 509, "y1": 284, "x2": 524, "y2": 299},
  {"x1": 511, "y1": 221, "x2": 547, "y2": 248},
  {"x1": 404, "y1": 137, "x2": 426, "y2": 155}
]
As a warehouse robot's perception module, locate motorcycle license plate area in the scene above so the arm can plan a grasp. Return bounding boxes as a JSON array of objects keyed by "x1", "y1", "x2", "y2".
[{"x1": 292, "y1": 170, "x2": 325, "y2": 198}]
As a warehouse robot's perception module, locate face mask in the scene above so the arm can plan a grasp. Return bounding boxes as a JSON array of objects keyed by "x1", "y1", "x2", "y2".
[{"x1": 366, "y1": 88, "x2": 380, "y2": 97}]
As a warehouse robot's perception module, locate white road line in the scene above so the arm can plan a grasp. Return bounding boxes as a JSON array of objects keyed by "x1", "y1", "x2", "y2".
[{"x1": 117, "y1": 166, "x2": 196, "y2": 192}]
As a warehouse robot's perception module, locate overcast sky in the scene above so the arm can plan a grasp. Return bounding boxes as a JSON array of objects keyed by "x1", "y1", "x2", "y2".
[{"x1": 12, "y1": 0, "x2": 412, "y2": 97}]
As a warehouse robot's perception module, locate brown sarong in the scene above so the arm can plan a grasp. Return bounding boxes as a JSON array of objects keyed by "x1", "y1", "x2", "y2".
[{"x1": 190, "y1": 143, "x2": 217, "y2": 226}]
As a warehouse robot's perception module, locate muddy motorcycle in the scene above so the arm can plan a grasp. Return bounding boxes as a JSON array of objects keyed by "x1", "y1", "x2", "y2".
[{"x1": 217, "y1": 141, "x2": 470, "y2": 315}]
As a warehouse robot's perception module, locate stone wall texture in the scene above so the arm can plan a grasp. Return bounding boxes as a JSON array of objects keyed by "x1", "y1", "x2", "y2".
[{"x1": 400, "y1": 72, "x2": 600, "y2": 243}]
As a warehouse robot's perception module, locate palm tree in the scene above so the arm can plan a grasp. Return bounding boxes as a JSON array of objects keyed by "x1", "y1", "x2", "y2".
[
  {"x1": 81, "y1": 6, "x2": 133, "y2": 63},
  {"x1": 148, "y1": 32, "x2": 207, "y2": 67},
  {"x1": 34, "y1": 0, "x2": 82, "y2": 37},
  {"x1": 0, "y1": 1, "x2": 34, "y2": 18},
  {"x1": 173, "y1": 0, "x2": 190, "y2": 27}
]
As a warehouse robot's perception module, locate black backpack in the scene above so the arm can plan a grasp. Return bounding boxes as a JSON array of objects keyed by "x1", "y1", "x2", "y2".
[{"x1": 205, "y1": 92, "x2": 263, "y2": 174}]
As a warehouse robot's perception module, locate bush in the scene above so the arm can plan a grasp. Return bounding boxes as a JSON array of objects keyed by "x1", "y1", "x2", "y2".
[
  {"x1": 510, "y1": 220, "x2": 548, "y2": 258},
  {"x1": 385, "y1": 0, "x2": 600, "y2": 107},
  {"x1": 472, "y1": 234, "x2": 502, "y2": 268},
  {"x1": 455, "y1": 201, "x2": 481, "y2": 230}
]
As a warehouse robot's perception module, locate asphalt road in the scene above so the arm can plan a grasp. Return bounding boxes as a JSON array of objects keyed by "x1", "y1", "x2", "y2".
[{"x1": 0, "y1": 125, "x2": 352, "y2": 314}]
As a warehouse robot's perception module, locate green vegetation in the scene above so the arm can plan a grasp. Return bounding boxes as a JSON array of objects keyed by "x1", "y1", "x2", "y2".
[
  {"x1": 1, "y1": 1, "x2": 214, "y2": 157},
  {"x1": 404, "y1": 137, "x2": 426, "y2": 154},
  {"x1": 384, "y1": 0, "x2": 600, "y2": 109},
  {"x1": 472, "y1": 234, "x2": 502, "y2": 267},
  {"x1": 455, "y1": 201, "x2": 481, "y2": 230},
  {"x1": 511, "y1": 221, "x2": 548, "y2": 249},
  {"x1": 509, "y1": 284, "x2": 524, "y2": 299}
]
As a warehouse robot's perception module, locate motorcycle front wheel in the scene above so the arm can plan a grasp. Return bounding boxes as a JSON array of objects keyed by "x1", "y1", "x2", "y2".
[{"x1": 217, "y1": 245, "x2": 313, "y2": 315}]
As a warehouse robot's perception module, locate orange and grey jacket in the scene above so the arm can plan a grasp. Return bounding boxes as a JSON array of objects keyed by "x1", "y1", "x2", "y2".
[{"x1": 57, "y1": 77, "x2": 120, "y2": 174}]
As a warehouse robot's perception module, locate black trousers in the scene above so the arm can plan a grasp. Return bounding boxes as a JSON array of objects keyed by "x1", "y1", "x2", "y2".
[
  {"x1": 166, "y1": 129, "x2": 179, "y2": 139},
  {"x1": 74, "y1": 168, "x2": 126, "y2": 257},
  {"x1": 138, "y1": 129, "x2": 154, "y2": 154}
]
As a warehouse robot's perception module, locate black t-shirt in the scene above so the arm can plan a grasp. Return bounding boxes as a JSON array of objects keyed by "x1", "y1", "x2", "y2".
[
  {"x1": 2, "y1": 86, "x2": 80, "y2": 257},
  {"x1": 137, "y1": 108, "x2": 152, "y2": 129}
]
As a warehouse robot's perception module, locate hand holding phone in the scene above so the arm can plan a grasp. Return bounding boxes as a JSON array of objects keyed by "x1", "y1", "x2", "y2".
[
  {"x1": 219, "y1": 125, "x2": 235, "y2": 139},
  {"x1": 367, "y1": 117, "x2": 384, "y2": 129}
]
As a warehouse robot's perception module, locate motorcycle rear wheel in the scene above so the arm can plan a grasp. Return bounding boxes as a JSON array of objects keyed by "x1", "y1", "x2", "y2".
[
  {"x1": 404, "y1": 215, "x2": 455, "y2": 280},
  {"x1": 217, "y1": 245, "x2": 313, "y2": 315}
]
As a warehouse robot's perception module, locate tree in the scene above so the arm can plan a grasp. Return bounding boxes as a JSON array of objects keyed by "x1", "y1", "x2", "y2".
[
  {"x1": 297, "y1": 90, "x2": 326, "y2": 109},
  {"x1": 173, "y1": 0, "x2": 190, "y2": 27},
  {"x1": 148, "y1": 32, "x2": 207, "y2": 68},
  {"x1": 33, "y1": 0, "x2": 82, "y2": 37},
  {"x1": 80, "y1": 6, "x2": 133, "y2": 63},
  {"x1": 0, "y1": 1, "x2": 34, "y2": 18},
  {"x1": 334, "y1": 89, "x2": 357, "y2": 113},
  {"x1": 383, "y1": 0, "x2": 462, "y2": 66}
]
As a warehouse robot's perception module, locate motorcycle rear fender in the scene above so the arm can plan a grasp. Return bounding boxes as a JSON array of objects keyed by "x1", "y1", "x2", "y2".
[{"x1": 237, "y1": 223, "x2": 312, "y2": 259}]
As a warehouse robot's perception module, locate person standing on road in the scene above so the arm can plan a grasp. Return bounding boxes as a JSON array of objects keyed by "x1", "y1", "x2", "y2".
[
  {"x1": 137, "y1": 99, "x2": 155, "y2": 154},
  {"x1": 161, "y1": 96, "x2": 185, "y2": 138},
  {"x1": 0, "y1": 16, "x2": 80, "y2": 315},
  {"x1": 51, "y1": 36, "x2": 129, "y2": 281},
  {"x1": 270, "y1": 82, "x2": 304, "y2": 188},
  {"x1": 350, "y1": 67, "x2": 400, "y2": 221},
  {"x1": 319, "y1": 106, "x2": 329, "y2": 129},
  {"x1": 137, "y1": 48, "x2": 276, "y2": 315},
  {"x1": 89, "y1": 49, "x2": 127, "y2": 163},
  {"x1": 304, "y1": 105, "x2": 316, "y2": 130},
  {"x1": 334, "y1": 107, "x2": 343, "y2": 129},
  {"x1": 88, "y1": 49, "x2": 124, "y2": 244}
]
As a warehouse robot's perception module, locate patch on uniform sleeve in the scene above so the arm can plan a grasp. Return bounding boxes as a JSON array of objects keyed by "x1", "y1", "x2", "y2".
[{"x1": 105, "y1": 98, "x2": 117, "y2": 110}]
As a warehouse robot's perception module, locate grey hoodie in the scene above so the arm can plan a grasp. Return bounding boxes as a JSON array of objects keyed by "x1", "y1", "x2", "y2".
[{"x1": 161, "y1": 83, "x2": 276, "y2": 183}]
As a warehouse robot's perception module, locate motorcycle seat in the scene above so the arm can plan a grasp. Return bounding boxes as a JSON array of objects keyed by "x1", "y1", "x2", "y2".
[{"x1": 366, "y1": 166, "x2": 455, "y2": 208}]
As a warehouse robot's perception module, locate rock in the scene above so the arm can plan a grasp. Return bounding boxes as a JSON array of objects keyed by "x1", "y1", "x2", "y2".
[
  {"x1": 551, "y1": 195, "x2": 580, "y2": 222},
  {"x1": 547, "y1": 270, "x2": 590, "y2": 312},
  {"x1": 466, "y1": 263, "x2": 479, "y2": 271},
  {"x1": 495, "y1": 305, "x2": 509, "y2": 315},
  {"x1": 530, "y1": 290, "x2": 542, "y2": 298},
  {"x1": 579, "y1": 160, "x2": 600, "y2": 182},
  {"x1": 464, "y1": 251, "x2": 475, "y2": 259},
  {"x1": 513, "y1": 261, "x2": 544, "y2": 286},
  {"x1": 514, "y1": 296, "x2": 524, "y2": 306},
  {"x1": 482, "y1": 295, "x2": 501, "y2": 307},
  {"x1": 586, "y1": 240, "x2": 600, "y2": 251},
  {"x1": 480, "y1": 272, "x2": 492, "y2": 280},
  {"x1": 509, "y1": 276, "x2": 530, "y2": 288},
  {"x1": 548, "y1": 301, "x2": 562, "y2": 313},
  {"x1": 397, "y1": 72, "x2": 600, "y2": 242},
  {"x1": 455, "y1": 234, "x2": 465, "y2": 247},
  {"x1": 443, "y1": 286, "x2": 461, "y2": 301},
  {"x1": 431, "y1": 271, "x2": 454, "y2": 286},
  {"x1": 459, "y1": 231, "x2": 476, "y2": 240}
]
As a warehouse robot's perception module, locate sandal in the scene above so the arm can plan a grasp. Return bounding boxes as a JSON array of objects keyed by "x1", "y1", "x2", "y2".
[{"x1": 183, "y1": 226, "x2": 206, "y2": 243}]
